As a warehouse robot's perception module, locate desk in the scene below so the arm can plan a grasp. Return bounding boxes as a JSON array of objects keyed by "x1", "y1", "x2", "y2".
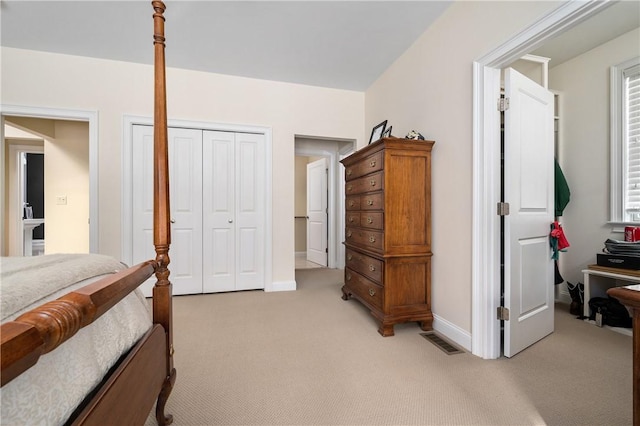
[
  {"x1": 607, "y1": 285, "x2": 640, "y2": 426},
  {"x1": 582, "y1": 264, "x2": 640, "y2": 318}
]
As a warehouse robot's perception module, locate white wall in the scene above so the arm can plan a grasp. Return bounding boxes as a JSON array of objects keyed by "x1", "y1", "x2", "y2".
[
  {"x1": 364, "y1": 1, "x2": 560, "y2": 335},
  {"x1": 1, "y1": 47, "x2": 364, "y2": 286},
  {"x1": 549, "y1": 28, "x2": 640, "y2": 285}
]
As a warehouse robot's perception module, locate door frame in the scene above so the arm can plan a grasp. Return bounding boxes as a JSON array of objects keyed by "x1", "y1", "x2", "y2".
[
  {"x1": 122, "y1": 115, "x2": 273, "y2": 290},
  {"x1": 294, "y1": 137, "x2": 356, "y2": 270},
  {"x1": 7, "y1": 144, "x2": 44, "y2": 256},
  {"x1": 0, "y1": 104, "x2": 99, "y2": 255},
  {"x1": 471, "y1": 0, "x2": 614, "y2": 359}
]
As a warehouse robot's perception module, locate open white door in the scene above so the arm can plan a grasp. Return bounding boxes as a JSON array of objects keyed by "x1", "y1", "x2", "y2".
[
  {"x1": 306, "y1": 158, "x2": 328, "y2": 266},
  {"x1": 503, "y1": 68, "x2": 555, "y2": 357}
]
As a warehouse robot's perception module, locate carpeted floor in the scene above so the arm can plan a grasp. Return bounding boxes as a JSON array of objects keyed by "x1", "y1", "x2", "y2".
[{"x1": 146, "y1": 268, "x2": 632, "y2": 425}]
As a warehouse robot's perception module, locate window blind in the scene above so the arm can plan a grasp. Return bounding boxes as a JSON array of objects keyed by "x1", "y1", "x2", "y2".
[{"x1": 624, "y1": 64, "x2": 640, "y2": 217}]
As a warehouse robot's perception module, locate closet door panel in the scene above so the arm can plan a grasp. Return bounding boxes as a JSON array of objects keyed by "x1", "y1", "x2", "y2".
[
  {"x1": 168, "y1": 128, "x2": 204, "y2": 295},
  {"x1": 132, "y1": 125, "x2": 203, "y2": 296},
  {"x1": 203, "y1": 131, "x2": 236, "y2": 292},
  {"x1": 132, "y1": 125, "x2": 156, "y2": 297},
  {"x1": 235, "y1": 133, "x2": 265, "y2": 290}
]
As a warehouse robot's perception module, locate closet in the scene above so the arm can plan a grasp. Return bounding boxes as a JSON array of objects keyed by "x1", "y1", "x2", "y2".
[{"x1": 131, "y1": 125, "x2": 266, "y2": 296}]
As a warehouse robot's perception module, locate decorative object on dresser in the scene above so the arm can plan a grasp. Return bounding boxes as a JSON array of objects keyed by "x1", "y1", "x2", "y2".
[
  {"x1": 341, "y1": 136, "x2": 434, "y2": 336},
  {"x1": 405, "y1": 130, "x2": 425, "y2": 140},
  {"x1": 369, "y1": 120, "x2": 387, "y2": 144},
  {"x1": 382, "y1": 126, "x2": 393, "y2": 138}
]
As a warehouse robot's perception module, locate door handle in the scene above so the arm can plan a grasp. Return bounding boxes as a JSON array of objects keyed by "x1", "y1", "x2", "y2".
[
  {"x1": 228, "y1": 219, "x2": 233, "y2": 223},
  {"x1": 170, "y1": 218, "x2": 176, "y2": 224}
]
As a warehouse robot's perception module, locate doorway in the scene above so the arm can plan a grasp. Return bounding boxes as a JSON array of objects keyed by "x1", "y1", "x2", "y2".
[
  {"x1": 294, "y1": 135, "x2": 355, "y2": 271},
  {"x1": 472, "y1": 1, "x2": 617, "y2": 359},
  {"x1": 1, "y1": 105, "x2": 98, "y2": 256}
]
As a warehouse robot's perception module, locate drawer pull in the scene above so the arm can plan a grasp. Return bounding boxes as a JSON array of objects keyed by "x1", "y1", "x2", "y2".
[
  {"x1": 347, "y1": 185, "x2": 353, "y2": 192},
  {"x1": 347, "y1": 254, "x2": 353, "y2": 261},
  {"x1": 367, "y1": 217, "x2": 373, "y2": 224},
  {"x1": 369, "y1": 288, "x2": 376, "y2": 297},
  {"x1": 370, "y1": 160, "x2": 376, "y2": 167},
  {"x1": 369, "y1": 265, "x2": 376, "y2": 272},
  {"x1": 349, "y1": 200, "x2": 355, "y2": 207},
  {"x1": 367, "y1": 199, "x2": 374, "y2": 206},
  {"x1": 347, "y1": 169, "x2": 352, "y2": 176},
  {"x1": 370, "y1": 180, "x2": 376, "y2": 187},
  {"x1": 346, "y1": 273, "x2": 351, "y2": 281},
  {"x1": 349, "y1": 216, "x2": 355, "y2": 223},
  {"x1": 347, "y1": 230, "x2": 352, "y2": 238},
  {"x1": 369, "y1": 236, "x2": 376, "y2": 243}
]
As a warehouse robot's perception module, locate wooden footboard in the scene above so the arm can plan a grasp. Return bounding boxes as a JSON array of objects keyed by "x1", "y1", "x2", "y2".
[
  {"x1": 1, "y1": 261, "x2": 156, "y2": 387},
  {"x1": 70, "y1": 325, "x2": 167, "y2": 425}
]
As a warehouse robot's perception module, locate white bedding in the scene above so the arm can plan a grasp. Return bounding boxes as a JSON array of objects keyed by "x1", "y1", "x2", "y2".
[{"x1": 0, "y1": 254, "x2": 153, "y2": 425}]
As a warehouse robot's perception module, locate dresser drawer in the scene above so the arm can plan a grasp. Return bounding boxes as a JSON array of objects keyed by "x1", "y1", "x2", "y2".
[
  {"x1": 360, "y1": 212, "x2": 383, "y2": 230},
  {"x1": 346, "y1": 213, "x2": 361, "y2": 227},
  {"x1": 346, "y1": 196, "x2": 361, "y2": 211},
  {"x1": 346, "y1": 172, "x2": 383, "y2": 195},
  {"x1": 344, "y1": 151, "x2": 383, "y2": 181},
  {"x1": 345, "y1": 268, "x2": 383, "y2": 310},
  {"x1": 346, "y1": 249, "x2": 383, "y2": 283},
  {"x1": 346, "y1": 228, "x2": 384, "y2": 251},
  {"x1": 361, "y1": 192, "x2": 383, "y2": 211}
]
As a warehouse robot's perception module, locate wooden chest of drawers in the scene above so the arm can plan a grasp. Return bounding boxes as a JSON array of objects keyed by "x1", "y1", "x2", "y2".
[{"x1": 341, "y1": 137, "x2": 434, "y2": 336}]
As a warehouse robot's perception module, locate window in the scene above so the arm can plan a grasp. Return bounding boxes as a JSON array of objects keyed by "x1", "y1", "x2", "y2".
[{"x1": 611, "y1": 57, "x2": 640, "y2": 223}]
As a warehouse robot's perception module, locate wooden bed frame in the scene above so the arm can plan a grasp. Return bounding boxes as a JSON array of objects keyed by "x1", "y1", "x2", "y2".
[{"x1": 1, "y1": 2, "x2": 176, "y2": 424}]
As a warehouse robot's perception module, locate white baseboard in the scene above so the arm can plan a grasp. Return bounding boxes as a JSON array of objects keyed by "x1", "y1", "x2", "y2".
[
  {"x1": 432, "y1": 314, "x2": 472, "y2": 352},
  {"x1": 266, "y1": 280, "x2": 296, "y2": 292}
]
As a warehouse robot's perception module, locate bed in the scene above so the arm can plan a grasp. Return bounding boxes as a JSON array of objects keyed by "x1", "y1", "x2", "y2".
[{"x1": 1, "y1": 2, "x2": 176, "y2": 424}]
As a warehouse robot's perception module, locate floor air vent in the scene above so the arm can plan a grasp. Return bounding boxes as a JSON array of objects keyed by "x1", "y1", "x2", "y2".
[{"x1": 420, "y1": 332, "x2": 464, "y2": 355}]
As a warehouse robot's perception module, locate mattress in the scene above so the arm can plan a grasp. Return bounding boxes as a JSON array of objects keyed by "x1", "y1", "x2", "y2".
[{"x1": 0, "y1": 254, "x2": 153, "y2": 425}]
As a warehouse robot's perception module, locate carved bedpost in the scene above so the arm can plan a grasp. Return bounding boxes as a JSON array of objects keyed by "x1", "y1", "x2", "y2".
[{"x1": 151, "y1": 2, "x2": 176, "y2": 425}]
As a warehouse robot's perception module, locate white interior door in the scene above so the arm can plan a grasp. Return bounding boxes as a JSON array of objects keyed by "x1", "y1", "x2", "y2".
[
  {"x1": 202, "y1": 131, "x2": 265, "y2": 292},
  {"x1": 132, "y1": 125, "x2": 203, "y2": 296},
  {"x1": 503, "y1": 68, "x2": 555, "y2": 357},
  {"x1": 306, "y1": 158, "x2": 328, "y2": 266}
]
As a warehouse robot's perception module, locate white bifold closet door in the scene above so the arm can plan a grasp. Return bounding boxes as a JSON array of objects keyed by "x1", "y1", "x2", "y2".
[
  {"x1": 202, "y1": 130, "x2": 265, "y2": 293},
  {"x1": 132, "y1": 125, "x2": 265, "y2": 296}
]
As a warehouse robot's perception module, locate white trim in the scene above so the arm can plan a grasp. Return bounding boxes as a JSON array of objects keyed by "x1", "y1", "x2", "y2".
[
  {"x1": 610, "y1": 56, "x2": 640, "y2": 223},
  {"x1": 269, "y1": 280, "x2": 296, "y2": 292},
  {"x1": 472, "y1": 0, "x2": 615, "y2": 359},
  {"x1": 433, "y1": 313, "x2": 472, "y2": 353},
  {"x1": 8, "y1": 144, "x2": 44, "y2": 256},
  {"x1": 0, "y1": 104, "x2": 99, "y2": 253},
  {"x1": 122, "y1": 115, "x2": 273, "y2": 292},
  {"x1": 520, "y1": 54, "x2": 550, "y2": 89}
]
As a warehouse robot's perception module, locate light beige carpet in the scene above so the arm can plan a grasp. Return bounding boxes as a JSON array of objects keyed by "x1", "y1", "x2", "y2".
[{"x1": 147, "y1": 268, "x2": 632, "y2": 425}]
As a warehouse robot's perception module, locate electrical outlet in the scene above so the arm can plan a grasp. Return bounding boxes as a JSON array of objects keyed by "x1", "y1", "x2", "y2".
[{"x1": 56, "y1": 196, "x2": 67, "y2": 205}]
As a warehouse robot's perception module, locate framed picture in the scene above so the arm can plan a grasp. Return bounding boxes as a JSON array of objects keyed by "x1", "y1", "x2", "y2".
[
  {"x1": 382, "y1": 126, "x2": 392, "y2": 138},
  {"x1": 369, "y1": 120, "x2": 387, "y2": 144}
]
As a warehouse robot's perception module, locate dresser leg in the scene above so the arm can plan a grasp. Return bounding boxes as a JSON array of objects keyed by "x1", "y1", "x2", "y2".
[
  {"x1": 341, "y1": 285, "x2": 351, "y2": 301},
  {"x1": 419, "y1": 319, "x2": 433, "y2": 331},
  {"x1": 378, "y1": 322, "x2": 395, "y2": 337}
]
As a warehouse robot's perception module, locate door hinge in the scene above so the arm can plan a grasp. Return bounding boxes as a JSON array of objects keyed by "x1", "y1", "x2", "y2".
[
  {"x1": 497, "y1": 202, "x2": 510, "y2": 216},
  {"x1": 498, "y1": 97, "x2": 510, "y2": 112},
  {"x1": 497, "y1": 306, "x2": 510, "y2": 321}
]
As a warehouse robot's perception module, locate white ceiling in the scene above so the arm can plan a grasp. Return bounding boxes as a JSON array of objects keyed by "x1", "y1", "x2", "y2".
[
  {"x1": 0, "y1": 1, "x2": 452, "y2": 91},
  {"x1": 1, "y1": 1, "x2": 638, "y2": 91}
]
